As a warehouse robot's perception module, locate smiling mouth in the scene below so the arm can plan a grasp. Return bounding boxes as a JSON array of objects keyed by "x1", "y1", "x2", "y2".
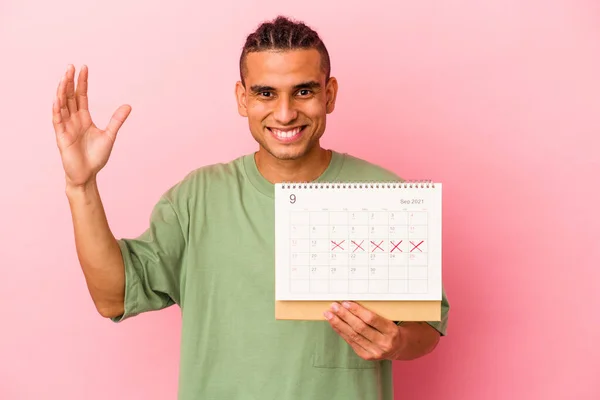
[{"x1": 267, "y1": 126, "x2": 307, "y2": 142}]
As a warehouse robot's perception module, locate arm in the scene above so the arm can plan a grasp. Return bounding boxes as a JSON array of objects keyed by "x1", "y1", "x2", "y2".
[
  {"x1": 324, "y1": 301, "x2": 442, "y2": 361},
  {"x1": 66, "y1": 179, "x2": 125, "y2": 318},
  {"x1": 393, "y1": 321, "x2": 440, "y2": 360},
  {"x1": 52, "y1": 64, "x2": 132, "y2": 318}
]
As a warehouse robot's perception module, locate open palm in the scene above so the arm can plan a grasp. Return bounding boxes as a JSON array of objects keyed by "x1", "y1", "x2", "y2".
[{"x1": 52, "y1": 65, "x2": 131, "y2": 187}]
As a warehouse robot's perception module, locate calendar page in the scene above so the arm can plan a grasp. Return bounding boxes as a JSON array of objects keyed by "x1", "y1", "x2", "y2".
[{"x1": 274, "y1": 182, "x2": 442, "y2": 301}]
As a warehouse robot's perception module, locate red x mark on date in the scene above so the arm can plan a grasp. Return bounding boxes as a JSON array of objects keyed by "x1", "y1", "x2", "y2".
[
  {"x1": 351, "y1": 240, "x2": 365, "y2": 252},
  {"x1": 331, "y1": 240, "x2": 345, "y2": 250},
  {"x1": 370, "y1": 240, "x2": 384, "y2": 252},
  {"x1": 390, "y1": 240, "x2": 403, "y2": 252},
  {"x1": 410, "y1": 240, "x2": 424, "y2": 252}
]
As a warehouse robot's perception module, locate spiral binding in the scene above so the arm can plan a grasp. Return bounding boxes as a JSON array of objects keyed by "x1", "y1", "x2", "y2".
[{"x1": 279, "y1": 180, "x2": 435, "y2": 189}]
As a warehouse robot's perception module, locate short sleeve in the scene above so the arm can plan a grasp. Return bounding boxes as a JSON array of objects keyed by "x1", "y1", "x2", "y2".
[
  {"x1": 111, "y1": 194, "x2": 187, "y2": 323},
  {"x1": 425, "y1": 287, "x2": 450, "y2": 336}
]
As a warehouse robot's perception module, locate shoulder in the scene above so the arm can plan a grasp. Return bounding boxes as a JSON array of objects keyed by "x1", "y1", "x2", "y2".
[
  {"x1": 160, "y1": 154, "x2": 247, "y2": 203},
  {"x1": 184, "y1": 154, "x2": 246, "y2": 183},
  {"x1": 335, "y1": 151, "x2": 404, "y2": 182}
]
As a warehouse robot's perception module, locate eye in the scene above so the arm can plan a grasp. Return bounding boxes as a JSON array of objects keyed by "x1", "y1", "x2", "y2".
[
  {"x1": 298, "y1": 89, "x2": 312, "y2": 96},
  {"x1": 260, "y1": 91, "x2": 272, "y2": 97}
]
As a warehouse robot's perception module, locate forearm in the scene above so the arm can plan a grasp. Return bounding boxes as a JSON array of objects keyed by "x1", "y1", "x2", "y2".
[
  {"x1": 392, "y1": 322, "x2": 441, "y2": 361},
  {"x1": 66, "y1": 179, "x2": 125, "y2": 318}
]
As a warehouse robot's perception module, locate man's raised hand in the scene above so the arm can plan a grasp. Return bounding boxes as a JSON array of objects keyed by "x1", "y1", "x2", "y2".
[{"x1": 52, "y1": 65, "x2": 131, "y2": 188}]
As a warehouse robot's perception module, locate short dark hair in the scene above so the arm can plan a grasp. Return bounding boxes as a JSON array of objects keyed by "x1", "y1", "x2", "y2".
[{"x1": 239, "y1": 15, "x2": 331, "y2": 86}]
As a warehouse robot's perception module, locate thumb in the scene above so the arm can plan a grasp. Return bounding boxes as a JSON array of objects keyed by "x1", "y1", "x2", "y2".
[{"x1": 105, "y1": 104, "x2": 132, "y2": 142}]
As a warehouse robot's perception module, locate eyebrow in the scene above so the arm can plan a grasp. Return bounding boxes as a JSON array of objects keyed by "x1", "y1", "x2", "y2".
[{"x1": 249, "y1": 81, "x2": 321, "y2": 93}]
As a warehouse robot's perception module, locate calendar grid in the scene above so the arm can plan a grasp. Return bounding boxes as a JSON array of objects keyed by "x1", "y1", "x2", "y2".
[{"x1": 288, "y1": 210, "x2": 430, "y2": 297}]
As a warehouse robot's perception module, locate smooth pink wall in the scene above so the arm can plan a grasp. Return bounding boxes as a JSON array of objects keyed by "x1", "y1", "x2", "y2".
[{"x1": 1, "y1": 1, "x2": 598, "y2": 399}]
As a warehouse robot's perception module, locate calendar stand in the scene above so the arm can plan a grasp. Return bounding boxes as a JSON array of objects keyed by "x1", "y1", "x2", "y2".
[{"x1": 275, "y1": 300, "x2": 441, "y2": 321}]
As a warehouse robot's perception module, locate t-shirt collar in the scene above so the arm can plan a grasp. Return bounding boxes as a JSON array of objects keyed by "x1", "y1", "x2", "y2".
[{"x1": 243, "y1": 150, "x2": 344, "y2": 198}]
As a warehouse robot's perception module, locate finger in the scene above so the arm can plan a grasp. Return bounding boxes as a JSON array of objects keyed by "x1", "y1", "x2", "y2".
[
  {"x1": 328, "y1": 320, "x2": 374, "y2": 359},
  {"x1": 347, "y1": 340, "x2": 373, "y2": 360},
  {"x1": 329, "y1": 302, "x2": 384, "y2": 343},
  {"x1": 53, "y1": 97, "x2": 72, "y2": 150},
  {"x1": 57, "y1": 75, "x2": 70, "y2": 121},
  {"x1": 65, "y1": 65, "x2": 78, "y2": 115},
  {"x1": 56, "y1": 72, "x2": 63, "y2": 98},
  {"x1": 75, "y1": 65, "x2": 89, "y2": 111},
  {"x1": 52, "y1": 97, "x2": 65, "y2": 135},
  {"x1": 324, "y1": 311, "x2": 379, "y2": 356},
  {"x1": 340, "y1": 301, "x2": 396, "y2": 334},
  {"x1": 104, "y1": 105, "x2": 132, "y2": 142}
]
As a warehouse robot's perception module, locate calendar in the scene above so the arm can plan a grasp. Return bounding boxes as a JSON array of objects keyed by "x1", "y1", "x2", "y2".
[{"x1": 274, "y1": 182, "x2": 442, "y2": 301}]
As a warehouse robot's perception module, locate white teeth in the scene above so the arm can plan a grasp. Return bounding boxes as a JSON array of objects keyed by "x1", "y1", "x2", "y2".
[{"x1": 272, "y1": 127, "x2": 301, "y2": 138}]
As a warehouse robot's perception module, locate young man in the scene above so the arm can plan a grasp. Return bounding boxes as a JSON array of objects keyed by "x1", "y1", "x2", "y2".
[{"x1": 52, "y1": 16, "x2": 449, "y2": 400}]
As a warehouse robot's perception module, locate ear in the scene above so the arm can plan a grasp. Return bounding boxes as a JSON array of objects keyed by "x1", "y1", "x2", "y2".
[
  {"x1": 325, "y1": 77, "x2": 339, "y2": 114},
  {"x1": 235, "y1": 81, "x2": 248, "y2": 117}
]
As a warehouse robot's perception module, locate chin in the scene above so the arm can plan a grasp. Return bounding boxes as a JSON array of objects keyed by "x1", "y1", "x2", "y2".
[{"x1": 266, "y1": 147, "x2": 308, "y2": 161}]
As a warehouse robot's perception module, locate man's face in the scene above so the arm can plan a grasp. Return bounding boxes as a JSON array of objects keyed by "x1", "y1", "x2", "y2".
[{"x1": 236, "y1": 49, "x2": 338, "y2": 161}]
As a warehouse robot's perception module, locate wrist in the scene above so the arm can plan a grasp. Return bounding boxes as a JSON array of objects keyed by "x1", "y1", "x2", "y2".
[
  {"x1": 65, "y1": 177, "x2": 99, "y2": 199},
  {"x1": 392, "y1": 324, "x2": 409, "y2": 359}
]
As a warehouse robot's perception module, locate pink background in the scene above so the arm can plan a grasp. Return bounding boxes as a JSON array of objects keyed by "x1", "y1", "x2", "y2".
[{"x1": 1, "y1": 1, "x2": 599, "y2": 399}]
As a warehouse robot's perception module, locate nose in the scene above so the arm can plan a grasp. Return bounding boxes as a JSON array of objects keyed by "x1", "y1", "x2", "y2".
[{"x1": 273, "y1": 96, "x2": 298, "y2": 125}]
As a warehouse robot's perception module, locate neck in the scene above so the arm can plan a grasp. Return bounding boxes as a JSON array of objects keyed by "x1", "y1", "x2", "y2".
[{"x1": 255, "y1": 146, "x2": 332, "y2": 184}]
